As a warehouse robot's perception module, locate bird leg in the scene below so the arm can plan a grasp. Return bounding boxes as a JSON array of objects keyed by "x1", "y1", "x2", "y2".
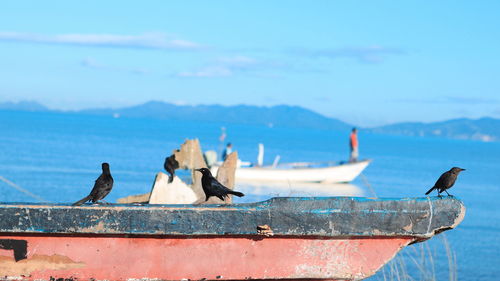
[{"x1": 444, "y1": 190, "x2": 453, "y2": 197}]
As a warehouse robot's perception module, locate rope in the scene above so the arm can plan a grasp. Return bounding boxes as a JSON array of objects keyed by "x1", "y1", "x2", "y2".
[
  {"x1": 0, "y1": 176, "x2": 50, "y2": 203},
  {"x1": 360, "y1": 173, "x2": 378, "y2": 198}
]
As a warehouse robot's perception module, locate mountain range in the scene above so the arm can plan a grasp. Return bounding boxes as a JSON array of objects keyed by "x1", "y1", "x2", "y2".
[
  {"x1": 0, "y1": 100, "x2": 50, "y2": 112},
  {"x1": 368, "y1": 117, "x2": 499, "y2": 142},
  {"x1": 1, "y1": 100, "x2": 498, "y2": 142},
  {"x1": 80, "y1": 101, "x2": 351, "y2": 131}
]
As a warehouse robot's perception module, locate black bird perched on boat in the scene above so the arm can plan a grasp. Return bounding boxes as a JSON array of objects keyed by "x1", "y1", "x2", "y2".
[
  {"x1": 425, "y1": 167, "x2": 465, "y2": 196},
  {"x1": 73, "y1": 163, "x2": 114, "y2": 206},
  {"x1": 195, "y1": 168, "x2": 244, "y2": 201},
  {"x1": 164, "y1": 154, "x2": 179, "y2": 183}
]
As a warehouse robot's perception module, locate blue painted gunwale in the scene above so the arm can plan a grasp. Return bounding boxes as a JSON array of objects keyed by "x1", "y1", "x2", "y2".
[{"x1": 0, "y1": 196, "x2": 465, "y2": 238}]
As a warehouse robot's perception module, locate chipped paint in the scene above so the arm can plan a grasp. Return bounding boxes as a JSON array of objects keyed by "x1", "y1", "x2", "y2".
[
  {"x1": 256, "y1": 225, "x2": 273, "y2": 236},
  {"x1": 0, "y1": 254, "x2": 85, "y2": 276},
  {"x1": 403, "y1": 220, "x2": 414, "y2": 232}
]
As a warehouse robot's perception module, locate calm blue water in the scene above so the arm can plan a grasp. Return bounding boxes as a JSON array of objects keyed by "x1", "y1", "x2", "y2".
[{"x1": 0, "y1": 110, "x2": 499, "y2": 280}]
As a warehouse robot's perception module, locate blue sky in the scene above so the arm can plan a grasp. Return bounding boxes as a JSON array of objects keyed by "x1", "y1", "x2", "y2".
[{"x1": 0, "y1": 1, "x2": 499, "y2": 126}]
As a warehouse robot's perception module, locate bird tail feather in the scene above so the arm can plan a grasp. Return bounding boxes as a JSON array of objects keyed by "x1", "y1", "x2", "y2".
[
  {"x1": 72, "y1": 195, "x2": 91, "y2": 206},
  {"x1": 425, "y1": 186, "x2": 435, "y2": 195},
  {"x1": 229, "y1": 190, "x2": 244, "y2": 197}
]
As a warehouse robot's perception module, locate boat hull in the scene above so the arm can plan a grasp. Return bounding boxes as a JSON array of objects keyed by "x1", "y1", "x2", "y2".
[
  {"x1": 232, "y1": 160, "x2": 370, "y2": 183},
  {"x1": 0, "y1": 234, "x2": 412, "y2": 280},
  {"x1": 0, "y1": 197, "x2": 465, "y2": 280}
]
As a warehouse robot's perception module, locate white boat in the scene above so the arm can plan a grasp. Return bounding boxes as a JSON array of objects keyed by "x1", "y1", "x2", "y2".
[
  {"x1": 237, "y1": 181, "x2": 365, "y2": 197},
  {"x1": 212, "y1": 159, "x2": 371, "y2": 184}
]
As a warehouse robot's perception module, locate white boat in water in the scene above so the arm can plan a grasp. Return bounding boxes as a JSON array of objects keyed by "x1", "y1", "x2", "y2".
[
  {"x1": 240, "y1": 160, "x2": 369, "y2": 183},
  {"x1": 211, "y1": 160, "x2": 371, "y2": 184},
  {"x1": 236, "y1": 181, "x2": 365, "y2": 197},
  {"x1": 209, "y1": 143, "x2": 370, "y2": 184}
]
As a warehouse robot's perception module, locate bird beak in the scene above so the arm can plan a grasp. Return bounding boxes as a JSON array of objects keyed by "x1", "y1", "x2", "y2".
[
  {"x1": 460, "y1": 168, "x2": 466, "y2": 171},
  {"x1": 194, "y1": 169, "x2": 201, "y2": 172}
]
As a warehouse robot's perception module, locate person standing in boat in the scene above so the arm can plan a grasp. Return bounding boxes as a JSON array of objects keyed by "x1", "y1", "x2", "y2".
[
  {"x1": 349, "y1": 128, "x2": 359, "y2": 163},
  {"x1": 222, "y1": 142, "x2": 233, "y2": 161}
]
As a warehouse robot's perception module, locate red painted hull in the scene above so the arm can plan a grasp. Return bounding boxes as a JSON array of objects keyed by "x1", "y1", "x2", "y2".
[{"x1": 0, "y1": 234, "x2": 412, "y2": 280}]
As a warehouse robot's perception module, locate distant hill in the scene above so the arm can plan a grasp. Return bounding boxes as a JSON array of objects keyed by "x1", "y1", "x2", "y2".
[
  {"x1": 0, "y1": 101, "x2": 49, "y2": 111},
  {"x1": 370, "y1": 117, "x2": 500, "y2": 142},
  {"x1": 3, "y1": 100, "x2": 500, "y2": 141},
  {"x1": 80, "y1": 101, "x2": 352, "y2": 131}
]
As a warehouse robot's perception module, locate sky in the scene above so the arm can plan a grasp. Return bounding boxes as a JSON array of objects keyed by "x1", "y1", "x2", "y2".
[{"x1": 0, "y1": 1, "x2": 499, "y2": 127}]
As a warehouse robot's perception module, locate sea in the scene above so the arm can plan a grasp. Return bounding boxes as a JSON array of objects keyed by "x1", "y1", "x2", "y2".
[{"x1": 0, "y1": 110, "x2": 498, "y2": 280}]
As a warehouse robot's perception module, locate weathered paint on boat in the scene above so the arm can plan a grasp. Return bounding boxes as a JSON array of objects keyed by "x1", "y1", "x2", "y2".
[{"x1": 0, "y1": 197, "x2": 465, "y2": 281}]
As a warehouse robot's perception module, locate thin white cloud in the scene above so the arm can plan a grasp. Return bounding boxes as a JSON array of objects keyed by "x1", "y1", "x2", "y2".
[
  {"x1": 216, "y1": 56, "x2": 258, "y2": 68},
  {"x1": 81, "y1": 57, "x2": 105, "y2": 69},
  {"x1": 445, "y1": 96, "x2": 499, "y2": 104},
  {"x1": 298, "y1": 45, "x2": 405, "y2": 63},
  {"x1": 177, "y1": 66, "x2": 233, "y2": 78},
  {"x1": 81, "y1": 57, "x2": 149, "y2": 74},
  {"x1": 176, "y1": 55, "x2": 287, "y2": 78},
  {"x1": 395, "y1": 96, "x2": 499, "y2": 105},
  {"x1": 0, "y1": 31, "x2": 202, "y2": 50}
]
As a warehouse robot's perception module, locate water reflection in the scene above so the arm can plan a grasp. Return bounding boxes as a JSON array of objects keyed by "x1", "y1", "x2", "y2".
[{"x1": 234, "y1": 181, "x2": 365, "y2": 203}]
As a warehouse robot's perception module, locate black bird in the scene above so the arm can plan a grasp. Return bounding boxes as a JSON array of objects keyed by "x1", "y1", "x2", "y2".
[
  {"x1": 195, "y1": 168, "x2": 244, "y2": 201},
  {"x1": 425, "y1": 167, "x2": 465, "y2": 196},
  {"x1": 73, "y1": 163, "x2": 114, "y2": 206},
  {"x1": 164, "y1": 154, "x2": 179, "y2": 183}
]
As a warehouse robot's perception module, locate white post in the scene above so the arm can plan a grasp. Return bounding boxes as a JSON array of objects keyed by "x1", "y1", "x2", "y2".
[{"x1": 257, "y1": 143, "x2": 264, "y2": 166}]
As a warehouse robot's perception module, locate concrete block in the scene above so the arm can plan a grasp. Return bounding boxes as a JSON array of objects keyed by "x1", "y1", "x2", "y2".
[{"x1": 149, "y1": 172, "x2": 197, "y2": 204}]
